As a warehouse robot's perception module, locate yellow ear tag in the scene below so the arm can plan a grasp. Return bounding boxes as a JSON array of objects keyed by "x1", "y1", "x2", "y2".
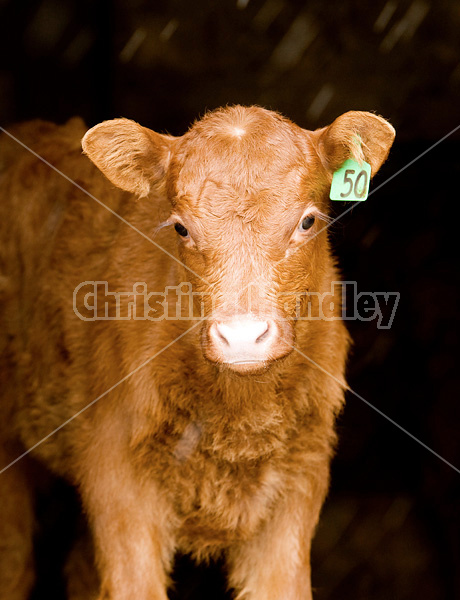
[{"x1": 330, "y1": 159, "x2": 371, "y2": 201}]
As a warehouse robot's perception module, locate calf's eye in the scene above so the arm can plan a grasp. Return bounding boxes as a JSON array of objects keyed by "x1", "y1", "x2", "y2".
[
  {"x1": 300, "y1": 215, "x2": 315, "y2": 231},
  {"x1": 174, "y1": 223, "x2": 189, "y2": 237}
]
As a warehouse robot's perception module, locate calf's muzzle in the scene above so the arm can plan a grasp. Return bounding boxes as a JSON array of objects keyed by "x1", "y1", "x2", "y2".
[{"x1": 203, "y1": 315, "x2": 294, "y2": 373}]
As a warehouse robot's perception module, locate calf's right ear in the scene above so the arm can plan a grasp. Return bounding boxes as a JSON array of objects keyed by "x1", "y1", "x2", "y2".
[{"x1": 82, "y1": 118, "x2": 175, "y2": 198}]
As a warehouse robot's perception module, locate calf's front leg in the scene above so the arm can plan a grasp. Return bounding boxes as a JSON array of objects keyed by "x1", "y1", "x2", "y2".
[
  {"x1": 78, "y1": 431, "x2": 175, "y2": 600},
  {"x1": 227, "y1": 491, "x2": 324, "y2": 600},
  {"x1": 0, "y1": 447, "x2": 35, "y2": 600}
]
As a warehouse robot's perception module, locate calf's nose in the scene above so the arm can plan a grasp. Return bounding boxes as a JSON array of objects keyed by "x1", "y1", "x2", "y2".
[
  {"x1": 215, "y1": 320, "x2": 269, "y2": 347},
  {"x1": 208, "y1": 317, "x2": 277, "y2": 364}
]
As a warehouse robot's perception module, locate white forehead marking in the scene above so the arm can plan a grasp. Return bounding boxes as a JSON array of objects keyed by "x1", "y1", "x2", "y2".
[{"x1": 229, "y1": 126, "x2": 246, "y2": 137}]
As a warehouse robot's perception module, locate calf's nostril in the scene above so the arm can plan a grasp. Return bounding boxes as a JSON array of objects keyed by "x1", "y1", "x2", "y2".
[
  {"x1": 214, "y1": 324, "x2": 229, "y2": 346},
  {"x1": 255, "y1": 323, "x2": 269, "y2": 343}
]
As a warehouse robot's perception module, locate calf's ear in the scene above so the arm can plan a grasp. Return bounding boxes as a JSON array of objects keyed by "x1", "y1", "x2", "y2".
[
  {"x1": 82, "y1": 118, "x2": 175, "y2": 197},
  {"x1": 313, "y1": 111, "x2": 395, "y2": 177}
]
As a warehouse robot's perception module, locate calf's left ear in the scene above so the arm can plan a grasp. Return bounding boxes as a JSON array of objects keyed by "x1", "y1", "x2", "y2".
[
  {"x1": 313, "y1": 111, "x2": 396, "y2": 177},
  {"x1": 82, "y1": 118, "x2": 175, "y2": 198}
]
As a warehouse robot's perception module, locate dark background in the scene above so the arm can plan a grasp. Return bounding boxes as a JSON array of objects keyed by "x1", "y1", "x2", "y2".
[{"x1": 1, "y1": 1, "x2": 459, "y2": 599}]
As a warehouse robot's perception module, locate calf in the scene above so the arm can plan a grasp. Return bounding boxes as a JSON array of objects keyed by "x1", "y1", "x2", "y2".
[{"x1": 0, "y1": 106, "x2": 395, "y2": 600}]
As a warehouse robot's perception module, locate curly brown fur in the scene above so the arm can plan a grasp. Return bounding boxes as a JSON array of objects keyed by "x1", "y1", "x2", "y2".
[{"x1": 0, "y1": 106, "x2": 394, "y2": 599}]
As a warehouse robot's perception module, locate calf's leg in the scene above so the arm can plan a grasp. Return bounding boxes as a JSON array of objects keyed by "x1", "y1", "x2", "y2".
[
  {"x1": 227, "y1": 492, "x2": 324, "y2": 600},
  {"x1": 0, "y1": 447, "x2": 35, "y2": 600},
  {"x1": 78, "y1": 430, "x2": 176, "y2": 600},
  {"x1": 65, "y1": 522, "x2": 99, "y2": 600}
]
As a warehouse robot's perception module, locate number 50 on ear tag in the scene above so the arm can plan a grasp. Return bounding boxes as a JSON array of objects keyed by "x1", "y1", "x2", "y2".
[{"x1": 330, "y1": 159, "x2": 371, "y2": 201}]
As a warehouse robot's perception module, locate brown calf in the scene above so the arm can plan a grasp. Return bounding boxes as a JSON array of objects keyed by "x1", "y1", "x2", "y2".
[{"x1": 0, "y1": 106, "x2": 395, "y2": 599}]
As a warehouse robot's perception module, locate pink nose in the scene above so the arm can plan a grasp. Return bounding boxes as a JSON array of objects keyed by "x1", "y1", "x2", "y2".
[{"x1": 208, "y1": 318, "x2": 277, "y2": 364}]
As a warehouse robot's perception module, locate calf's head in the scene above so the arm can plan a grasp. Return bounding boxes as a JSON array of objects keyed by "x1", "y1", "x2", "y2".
[{"x1": 83, "y1": 106, "x2": 394, "y2": 374}]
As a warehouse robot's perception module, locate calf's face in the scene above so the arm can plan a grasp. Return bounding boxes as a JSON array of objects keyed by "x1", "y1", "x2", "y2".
[{"x1": 82, "y1": 106, "x2": 394, "y2": 373}]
